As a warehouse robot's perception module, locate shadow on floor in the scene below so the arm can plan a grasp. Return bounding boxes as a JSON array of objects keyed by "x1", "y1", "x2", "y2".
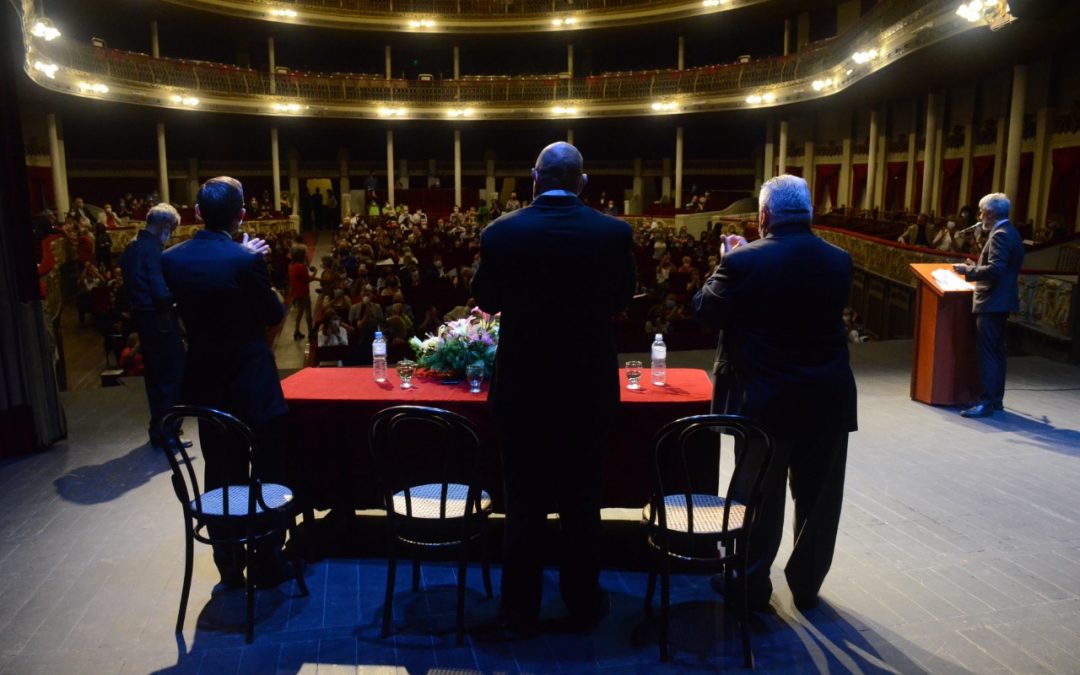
[{"x1": 53, "y1": 442, "x2": 172, "y2": 504}]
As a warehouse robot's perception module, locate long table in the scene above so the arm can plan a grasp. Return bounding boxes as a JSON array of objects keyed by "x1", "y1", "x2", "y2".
[{"x1": 281, "y1": 367, "x2": 713, "y2": 512}]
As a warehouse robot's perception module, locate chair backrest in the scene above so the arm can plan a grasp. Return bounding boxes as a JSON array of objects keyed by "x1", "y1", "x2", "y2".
[
  {"x1": 368, "y1": 405, "x2": 485, "y2": 520},
  {"x1": 650, "y1": 414, "x2": 775, "y2": 539},
  {"x1": 159, "y1": 405, "x2": 271, "y2": 521},
  {"x1": 311, "y1": 343, "x2": 351, "y2": 367}
]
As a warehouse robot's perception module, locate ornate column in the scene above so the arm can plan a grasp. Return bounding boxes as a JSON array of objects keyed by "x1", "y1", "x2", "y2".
[
  {"x1": 1003, "y1": 64, "x2": 1027, "y2": 200},
  {"x1": 156, "y1": 122, "x2": 170, "y2": 204},
  {"x1": 46, "y1": 114, "x2": 69, "y2": 214}
]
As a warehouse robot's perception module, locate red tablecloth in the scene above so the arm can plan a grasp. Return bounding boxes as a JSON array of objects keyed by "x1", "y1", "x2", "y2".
[{"x1": 282, "y1": 367, "x2": 713, "y2": 511}]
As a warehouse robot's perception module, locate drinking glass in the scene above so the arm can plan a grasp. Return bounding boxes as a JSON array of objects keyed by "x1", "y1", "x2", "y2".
[
  {"x1": 466, "y1": 363, "x2": 484, "y2": 394},
  {"x1": 396, "y1": 359, "x2": 416, "y2": 389},
  {"x1": 625, "y1": 360, "x2": 643, "y2": 390}
]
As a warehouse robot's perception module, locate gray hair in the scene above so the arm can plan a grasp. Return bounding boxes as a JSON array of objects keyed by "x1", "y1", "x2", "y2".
[
  {"x1": 978, "y1": 192, "x2": 1011, "y2": 220},
  {"x1": 146, "y1": 203, "x2": 180, "y2": 230},
  {"x1": 759, "y1": 174, "x2": 812, "y2": 225}
]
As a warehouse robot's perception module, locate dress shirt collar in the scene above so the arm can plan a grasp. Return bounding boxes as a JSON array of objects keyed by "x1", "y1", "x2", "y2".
[
  {"x1": 536, "y1": 189, "x2": 577, "y2": 198},
  {"x1": 194, "y1": 228, "x2": 236, "y2": 242}
]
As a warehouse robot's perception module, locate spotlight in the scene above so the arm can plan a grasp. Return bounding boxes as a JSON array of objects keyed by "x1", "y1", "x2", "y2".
[
  {"x1": 273, "y1": 102, "x2": 302, "y2": 113},
  {"x1": 552, "y1": 106, "x2": 578, "y2": 115},
  {"x1": 31, "y1": 20, "x2": 61, "y2": 41},
  {"x1": 270, "y1": 8, "x2": 298, "y2": 18},
  {"x1": 851, "y1": 48, "x2": 879, "y2": 64},
  {"x1": 33, "y1": 61, "x2": 59, "y2": 78},
  {"x1": 378, "y1": 107, "x2": 407, "y2": 117},
  {"x1": 78, "y1": 81, "x2": 109, "y2": 94}
]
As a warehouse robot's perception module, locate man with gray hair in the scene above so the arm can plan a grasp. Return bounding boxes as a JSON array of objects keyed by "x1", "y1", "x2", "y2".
[
  {"x1": 952, "y1": 192, "x2": 1024, "y2": 418},
  {"x1": 693, "y1": 174, "x2": 857, "y2": 612},
  {"x1": 119, "y1": 203, "x2": 186, "y2": 449}
]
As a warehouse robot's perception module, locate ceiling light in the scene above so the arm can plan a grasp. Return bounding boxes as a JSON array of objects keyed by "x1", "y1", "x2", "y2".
[
  {"x1": 552, "y1": 106, "x2": 578, "y2": 115},
  {"x1": 78, "y1": 81, "x2": 109, "y2": 94},
  {"x1": 447, "y1": 108, "x2": 475, "y2": 117},
  {"x1": 811, "y1": 78, "x2": 833, "y2": 91},
  {"x1": 851, "y1": 48, "x2": 879, "y2": 64},
  {"x1": 955, "y1": 0, "x2": 985, "y2": 22},
  {"x1": 651, "y1": 101, "x2": 679, "y2": 112},
  {"x1": 762, "y1": 92, "x2": 776, "y2": 103},
  {"x1": 745, "y1": 94, "x2": 762, "y2": 104},
  {"x1": 408, "y1": 18, "x2": 436, "y2": 29},
  {"x1": 31, "y1": 19, "x2": 61, "y2": 41},
  {"x1": 552, "y1": 18, "x2": 563, "y2": 26},
  {"x1": 273, "y1": 102, "x2": 302, "y2": 112},
  {"x1": 270, "y1": 8, "x2": 298, "y2": 18},
  {"x1": 170, "y1": 94, "x2": 200, "y2": 106},
  {"x1": 702, "y1": 0, "x2": 722, "y2": 7},
  {"x1": 33, "y1": 61, "x2": 58, "y2": 78},
  {"x1": 377, "y1": 107, "x2": 407, "y2": 117}
]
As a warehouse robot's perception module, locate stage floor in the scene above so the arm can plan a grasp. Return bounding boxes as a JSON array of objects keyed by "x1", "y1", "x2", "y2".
[{"x1": 1, "y1": 340, "x2": 1079, "y2": 673}]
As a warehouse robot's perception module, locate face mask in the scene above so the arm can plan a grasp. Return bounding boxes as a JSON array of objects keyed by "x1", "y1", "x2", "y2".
[
  {"x1": 333, "y1": 289, "x2": 344, "y2": 298},
  {"x1": 665, "y1": 300, "x2": 676, "y2": 309},
  {"x1": 434, "y1": 261, "x2": 443, "y2": 269}
]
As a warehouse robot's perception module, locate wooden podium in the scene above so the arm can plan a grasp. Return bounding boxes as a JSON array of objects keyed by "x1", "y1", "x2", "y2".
[{"x1": 910, "y1": 263, "x2": 980, "y2": 405}]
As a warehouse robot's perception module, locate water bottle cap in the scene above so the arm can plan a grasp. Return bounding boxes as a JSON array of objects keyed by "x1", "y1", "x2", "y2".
[
  {"x1": 375, "y1": 331, "x2": 384, "y2": 339},
  {"x1": 655, "y1": 333, "x2": 663, "y2": 340}
]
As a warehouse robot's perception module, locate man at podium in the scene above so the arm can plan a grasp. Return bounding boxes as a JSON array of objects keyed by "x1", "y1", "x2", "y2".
[{"x1": 952, "y1": 192, "x2": 1024, "y2": 418}]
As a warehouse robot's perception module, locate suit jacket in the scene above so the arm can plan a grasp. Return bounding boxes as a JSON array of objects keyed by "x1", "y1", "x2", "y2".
[
  {"x1": 472, "y1": 193, "x2": 636, "y2": 419},
  {"x1": 161, "y1": 229, "x2": 287, "y2": 428},
  {"x1": 119, "y1": 230, "x2": 173, "y2": 314},
  {"x1": 692, "y1": 223, "x2": 857, "y2": 437},
  {"x1": 963, "y1": 220, "x2": 1024, "y2": 314}
]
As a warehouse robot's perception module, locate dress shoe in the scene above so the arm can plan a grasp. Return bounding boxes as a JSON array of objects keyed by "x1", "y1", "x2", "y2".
[
  {"x1": 792, "y1": 592, "x2": 819, "y2": 612},
  {"x1": 293, "y1": 331, "x2": 305, "y2": 341},
  {"x1": 250, "y1": 559, "x2": 305, "y2": 590},
  {"x1": 993, "y1": 401, "x2": 1004, "y2": 411},
  {"x1": 709, "y1": 574, "x2": 773, "y2": 613},
  {"x1": 960, "y1": 403, "x2": 994, "y2": 418}
]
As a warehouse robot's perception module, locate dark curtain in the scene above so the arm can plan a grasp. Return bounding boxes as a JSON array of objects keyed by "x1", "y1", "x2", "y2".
[
  {"x1": 885, "y1": 162, "x2": 907, "y2": 212},
  {"x1": 815, "y1": 164, "x2": 840, "y2": 209},
  {"x1": 850, "y1": 163, "x2": 868, "y2": 209},
  {"x1": 912, "y1": 161, "x2": 924, "y2": 214},
  {"x1": 970, "y1": 155, "x2": 995, "y2": 207},
  {"x1": 939, "y1": 158, "x2": 962, "y2": 217},
  {"x1": 1047, "y1": 147, "x2": 1080, "y2": 231},
  {"x1": 785, "y1": 166, "x2": 803, "y2": 177},
  {"x1": 1015, "y1": 152, "x2": 1033, "y2": 223}
]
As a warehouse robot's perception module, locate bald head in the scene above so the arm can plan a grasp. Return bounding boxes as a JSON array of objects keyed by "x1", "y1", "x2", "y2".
[{"x1": 532, "y1": 142, "x2": 587, "y2": 198}]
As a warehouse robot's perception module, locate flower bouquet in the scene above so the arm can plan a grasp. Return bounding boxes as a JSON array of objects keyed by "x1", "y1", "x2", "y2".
[{"x1": 408, "y1": 309, "x2": 499, "y2": 379}]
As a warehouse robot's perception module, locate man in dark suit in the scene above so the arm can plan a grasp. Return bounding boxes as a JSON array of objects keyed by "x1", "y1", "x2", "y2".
[
  {"x1": 952, "y1": 192, "x2": 1024, "y2": 418},
  {"x1": 161, "y1": 176, "x2": 292, "y2": 588},
  {"x1": 693, "y1": 174, "x2": 857, "y2": 612},
  {"x1": 472, "y1": 142, "x2": 636, "y2": 632},
  {"x1": 119, "y1": 203, "x2": 185, "y2": 449}
]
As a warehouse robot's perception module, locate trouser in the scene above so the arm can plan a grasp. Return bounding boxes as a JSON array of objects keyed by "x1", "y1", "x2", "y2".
[
  {"x1": 201, "y1": 413, "x2": 291, "y2": 578},
  {"x1": 976, "y1": 312, "x2": 1008, "y2": 406},
  {"x1": 496, "y1": 410, "x2": 611, "y2": 621},
  {"x1": 132, "y1": 312, "x2": 185, "y2": 445},
  {"x1": 743, "y1": 431, "x2": 849, "y2": 603}
]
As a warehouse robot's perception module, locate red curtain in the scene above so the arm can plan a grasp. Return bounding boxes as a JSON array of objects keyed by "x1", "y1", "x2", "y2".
[
  {"x1": 1015, "y1": 152, "x2": 1033, "y2": 222},
  {"x1": 1047, "y1": 147, "x2": 1080, "y2": 229},
  {"x1": 850, "y1": 163, "x2": 868, "y2": 209},
  {"x1": 939, "y1": 158, "x2": 962, "y2": 216},
  {"x1": 912, "y1": 161, "x2": 924, "y2": 213},
  {"x1": 884, "y1": 162, "x2": 907, "y2": 211},
  {"x1": 785, "y1": 166, "x2": 803, "y2": 177},
  {"x1": 815, "y1": 163, "x2": 840, "y2": 209},
  {"x1": 970, "y1": 155, "x2": 995, "y2": 208}
]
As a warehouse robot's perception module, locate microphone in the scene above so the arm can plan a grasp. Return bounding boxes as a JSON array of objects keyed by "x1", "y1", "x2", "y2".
[{"x1": 957, "y1": 222, "x2": 983, "y2": 234}]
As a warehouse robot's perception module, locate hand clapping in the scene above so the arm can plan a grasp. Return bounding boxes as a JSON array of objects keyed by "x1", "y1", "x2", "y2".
[{"x1": 240, "y1": 232, "x2": 271, "y2": 256}]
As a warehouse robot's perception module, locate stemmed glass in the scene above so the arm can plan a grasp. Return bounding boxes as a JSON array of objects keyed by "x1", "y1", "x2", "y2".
[
  {"x1": 625, "y1": 360, "x2": 643, "y2": 390},
  {"x1": 396, "y1": 359, "x2": 416, "y2": 389},
  {"x1": 465, "y1": 363, "x2": 485, "y2": 394}
]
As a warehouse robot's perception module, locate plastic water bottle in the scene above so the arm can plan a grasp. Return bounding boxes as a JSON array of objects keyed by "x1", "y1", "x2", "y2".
[
  {"x1": 372, "y1": 331, "x2": 387, "y2": 382},
  {"x1": 651, "y1": 333, "x2": 667, "y2": 386}
]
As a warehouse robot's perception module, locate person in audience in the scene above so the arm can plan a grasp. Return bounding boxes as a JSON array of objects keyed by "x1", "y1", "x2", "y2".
[
  {"x1": 118, "y1": 203, "x2": 186, "y2": 450},
  {"x1": 693, "y1": 174, "x2": 857, "y2": 613},
  {"x1": 932, "y1": 219, "x2": 961, "y2": 252},
  {"x1": 473, "y1": 141, "x2": 636, "y2": 635},
  {"x1": 898, "y1": 213, "x2": 932, "y2": 246},
  {"x1": 1043, "y1": 213, "x2": 1070, "y2": 242},
  {"x1": 416, "y1": 304, "x2": 440, "y2": 335},
  {"x1": 287, "y1": 245, "x2": 314, "y2": 341},
  {"x1": 443, "y1": 297, "x2": 477, "y2": 322},
  {"x1": 317, "y1": 309, "x2": 349, "y2": 347},
  {"x1": 603, "y1": 199, "x2": 618, "y2": 215},
  {"x1": 161, "y1": 176, "x2": 296, "y2": 590},
  {"x1": 94, "y1": 222, "x2": 113, "y2": 272},
  {"x1": 349, "y1": 290, "x2": 384, "y2": 356},
  {"x1": 644, "y1": 306, "x2": 669, "y2": 335},
  {"x1": 952, "y1": 192, "x2": 1024, "y2": 418},
  {"x1": 101, "y1": 203, "x2": 119, "y2": 228},
  {"x1": 504, "y1": 191, "x2": 522, "y2": 212},
  {"x1": 119, "y1": 333, "x2": 145, "y2": 376}
]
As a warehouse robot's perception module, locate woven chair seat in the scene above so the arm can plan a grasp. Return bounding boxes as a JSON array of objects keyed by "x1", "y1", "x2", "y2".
[
  {"x1": 195, "y1": 484, "x2": 294, "y2": 517},
  {"x1": 643, "y1": 493, "x2": 746, "y2": 533},
  {"x1": 392, "y1": 483, "x2": 491, "y2": 519}
]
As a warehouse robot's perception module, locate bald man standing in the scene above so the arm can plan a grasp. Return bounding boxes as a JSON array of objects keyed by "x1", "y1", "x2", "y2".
[{"x1": 473, "y1": 142, "x2": 637, "y2": 633}]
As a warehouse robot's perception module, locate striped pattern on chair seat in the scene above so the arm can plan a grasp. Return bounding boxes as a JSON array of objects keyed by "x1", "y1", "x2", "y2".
[
  {"x1": 195, "y1": 484, "x2": 293, "y2": 517},
  {"x1": 392, "y1": 483, "x2": 491, "y2": 519},
  {"x1": 643, "y1": 494, "x2": 746, "y2": 533}
]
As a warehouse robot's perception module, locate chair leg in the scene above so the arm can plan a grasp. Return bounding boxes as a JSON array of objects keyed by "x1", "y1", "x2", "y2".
[
  {"x1": 176, "y1": 522, "x2": 195, "y2": 633},
  {"x1": 411, "y1": 555, "x2": 421, "y2": 592},
  {"x1": 456, "y1": 548, "x2": 468, "y2": 646},
  {"x1": 644, "y1": 567, "x2": 657, "y2": 615},
  {"x1": 738, "y1": 561, "x2": 754, "y2": 669},
  {"x1": 286, "y1": 516, "x2": 309, "y2": 597},
  {"x1": 659, "y1": 555, "x2": 671, "y2": 662},
  {"x1": 382, "y1": 539, "x2": 397, "y2": 638},
  {"x1": 244, "y1": 542, "x2": 255, "y2": 644},
  {"x1": 480, "y1": 522, "x2": 493, "y2": 599}
]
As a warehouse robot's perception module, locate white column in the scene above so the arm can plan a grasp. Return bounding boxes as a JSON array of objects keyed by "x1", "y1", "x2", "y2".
[
  {"x1": 865, "y1": 109, "x2": 879, "y2": 209},
  {"x1": 151, "y1": 21, "x2": 160, "y2": 58},
  {"x1": 930, "y1": 125, "x2": 944, "y2": 216},
  {"x1": 386, "y1": 130, "x2": 395, "y2": 208},
  {"x1": 187, "y1": 157, "x2": 199, "y2": 205},
  {"x1": 485, "y1": 158, "x2": 496, "y2": 200},
  {"x1": 783, "y1": 18, "x2": 792, "y2": 56},
  {"x1": 399, "y1": 158, "x2": 409, "y2": 189},
  {"x1": 567, "y1": 128, "x2": 574, "y2": 145},
  {"x1": 920, "y1": 93, "x2": 937, "y2": 214},
  {"x1": 632, "y1": 158, "x2": 643, "y2": 214},
  {"x1": 46, "y1": 114, "x2": 69, "y2": 215},
  {"x1": 677, "y1": 35, "x2": 685, "y2": 70},
  {"x1": 453, "y1": 45, "x2": 460, "y2": 79},
  {"x1": 337, "y1": 148, "x2": 349, "y2": 220},
  {"x1": 287, "y1": 150, "x2": 300, "y2": 216},
  {"x1": 1003, "y1": 64, "x2": 1027, "y2": 201},
  {"x1": 156, "y1": 122, "x2": 170, "y2": 204},
  {"x1": 804, "y1": 141, "x2": 815, "y2": 204},
  {"x1": 778, "y1": 119, "x2": 789, "y2": 175},
  {"x1": 1028, "y1": 107, "x2": 1051, "y2": 226},
  {"x1": 763, "y1": 121, "x2": 775, "y2": 181},
  {"x1": 959, "y1": 122, "x2": 974, "y2": 210},
  {"x1": 662, "y1": 157, "x2": 672, "y2": 201},
  {"x1": 674, "y1": 127, "x2": 684, "y2": 208},
  {"x1": 268, "y1": 37, "x2": 276, "y2": 94},
  {"x1": 992, "y1": 115, "x2": 1006, "y2": 192},
  {"x1": 385, "y1": 45, "x2": 392, "y2": 80},
  {"x1": 905, "y1": 130, "x2": 916, "y2": 210},
  {"x1": 839, "y1": 137, "x2": 852, "y2": 208},
  {"x1": 875, "y1": 133, "x2": 887, "y2": 210},
  {"x1": 453, "y1": 130, "x2": 462, "y2": 207},
  {"x1": 567, "y1": 44, "x2": 574, "y2": 76},
  {"x1": 271, "y1": 128, "x2": 282, "y2": 212}
]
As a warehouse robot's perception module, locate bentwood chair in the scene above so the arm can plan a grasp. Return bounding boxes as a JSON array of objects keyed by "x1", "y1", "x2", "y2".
[
  {"x1": 642, "y1": 414, "x2": 775, "y2": 668},
  {"x1": 159, "y1": 405, "x2": 309, "y2": 643},
  {"x1": 369, "y1": 405, "x2": 494, "y2": 645}
]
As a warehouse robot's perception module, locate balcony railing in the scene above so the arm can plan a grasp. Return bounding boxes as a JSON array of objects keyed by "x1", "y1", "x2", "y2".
[{"x1": 24, "y1": 0, "x2": 986, "y2": 120}]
